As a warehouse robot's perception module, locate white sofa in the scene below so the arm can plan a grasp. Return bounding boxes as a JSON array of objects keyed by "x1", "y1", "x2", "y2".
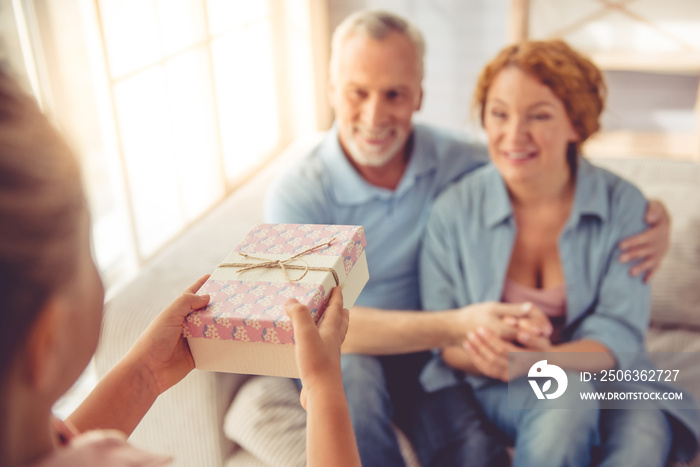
[{"x1": 94, "y1": 138, "x2": 700, "y2": 466}]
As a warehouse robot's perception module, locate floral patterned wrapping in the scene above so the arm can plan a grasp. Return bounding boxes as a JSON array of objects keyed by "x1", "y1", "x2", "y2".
[
  {"x1": 235, "y1": 223, "x2": 366, "y2": 275},
  {"x1": 183, "y1": 224, "x2": 366, "y2": 344}
]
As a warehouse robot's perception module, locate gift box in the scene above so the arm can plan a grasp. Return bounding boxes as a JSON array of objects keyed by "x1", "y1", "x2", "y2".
[{"x1": 183, "y1": 223, "x2": 369, "y2": 378}]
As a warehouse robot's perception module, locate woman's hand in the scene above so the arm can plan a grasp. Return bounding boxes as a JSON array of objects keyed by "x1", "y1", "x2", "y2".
[
  {"x1": 127, "y1": 275, "x2": 211, "y2": 398},
  {"x1": 463, "y1": 327, "x2": 524, "y2": 382},
  {"x1": 450, "y1": 302, "x2": 553, "y2": 381},
  {"x1": 462, "y1": 324, "x2": 553, "y2": 381},
  {"x1": 619, "y1": 199, "x2": 670, "y2": 282},
  {"x1": 441, "y1": 345, "x2": 476, "y2": 373},
  {"x1": 285, "y1": 286, "x2": 349, "y2": 409},
  {"x1": 516, "y1": 330, "x2": 553, "y2": 352}
]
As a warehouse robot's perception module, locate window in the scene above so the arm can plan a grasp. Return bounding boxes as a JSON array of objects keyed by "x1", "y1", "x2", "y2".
[{"x1": 6, "y1": 0, "x2": 327, "y2": 295}]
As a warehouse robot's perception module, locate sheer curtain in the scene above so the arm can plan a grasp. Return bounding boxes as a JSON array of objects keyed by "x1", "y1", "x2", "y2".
[{"x1": 5, "y1": 0, "x2": 328, "y2": 295}]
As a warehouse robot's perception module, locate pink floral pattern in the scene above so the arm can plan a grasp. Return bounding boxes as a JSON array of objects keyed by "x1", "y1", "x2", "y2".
[
  {"x1": 184, "y1": 280, "x2": 326, "y2": 344},
  {"x1": 236, "y1": 223, "x2": 366, "y2": 269},
  {"x1": 183, "y1": 224, "x2": 366, "y2": 345}
]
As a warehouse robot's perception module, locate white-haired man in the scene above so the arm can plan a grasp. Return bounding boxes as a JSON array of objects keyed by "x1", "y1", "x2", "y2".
[{"x1": 265, "y1": 10, "x2": 670, "y2": 466}]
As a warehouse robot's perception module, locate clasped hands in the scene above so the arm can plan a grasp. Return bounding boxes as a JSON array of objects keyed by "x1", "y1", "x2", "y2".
[{"x1": 444, "y1": 302, "x2": 554, "y2": 382}]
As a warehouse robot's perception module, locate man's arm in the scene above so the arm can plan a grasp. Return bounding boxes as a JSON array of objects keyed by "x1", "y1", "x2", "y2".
[
  {"x1": 341, "y1": 302, "x2": 531, "y2": 355},
  {"x1": 619, "y1": 199, "x2": 670, "y2": 281},
  {"x1": 342, "y1": 306, "x2": 459, "y2": 355}
]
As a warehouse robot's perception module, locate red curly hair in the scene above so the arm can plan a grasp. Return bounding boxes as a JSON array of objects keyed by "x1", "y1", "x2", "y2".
[{"x1": 473, "y1": 39, "x2": 606, "y2": 155}]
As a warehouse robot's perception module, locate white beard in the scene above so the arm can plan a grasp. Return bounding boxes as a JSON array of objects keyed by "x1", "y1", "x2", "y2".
[{"x1": 343, "y1": 128, "x2": 409, "y2": 167}]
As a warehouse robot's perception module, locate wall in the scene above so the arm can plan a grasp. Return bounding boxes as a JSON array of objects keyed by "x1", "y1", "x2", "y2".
[{"x1": 326, "y1": 0, "x2": 698, "y2": 142}]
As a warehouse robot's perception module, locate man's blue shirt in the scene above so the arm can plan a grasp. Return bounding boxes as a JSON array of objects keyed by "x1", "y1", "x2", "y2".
[{"x1": 264, "y1": 123, "x2": 488, "y2": 311}]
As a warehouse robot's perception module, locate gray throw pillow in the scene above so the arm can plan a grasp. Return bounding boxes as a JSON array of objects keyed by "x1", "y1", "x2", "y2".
[{"x1": 594, "y1": 158, "x2": 700, "y2": 329}]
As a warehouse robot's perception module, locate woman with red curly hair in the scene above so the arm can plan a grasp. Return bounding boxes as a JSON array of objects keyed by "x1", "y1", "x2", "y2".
[{"x1": 419, "y1": 39, "x2": 699, "y2": 466}]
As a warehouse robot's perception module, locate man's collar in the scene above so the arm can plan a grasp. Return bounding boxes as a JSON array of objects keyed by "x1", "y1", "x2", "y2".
[
  {"x1": 320, "y1": 123, "x2": 438, "y2": 205},
  {"x1": 401, "y1": 124, "x2": 438, "y2": 187}
]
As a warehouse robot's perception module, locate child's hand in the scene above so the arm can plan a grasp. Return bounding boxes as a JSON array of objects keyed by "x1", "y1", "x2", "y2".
[
  {"x1": 126, "y1": 275, "x2": 211, "y2": 399},
  {"x1": 285, "y1": 286, "x2": 348, "y2": 409},
  {"x1": 67, "y1": 276, "x2": 211, "y2": 436}
]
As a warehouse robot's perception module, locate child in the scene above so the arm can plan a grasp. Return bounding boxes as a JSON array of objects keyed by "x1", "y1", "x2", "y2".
[{"x1": 0, "y1": 69, "x2": 360, "y2": 467}]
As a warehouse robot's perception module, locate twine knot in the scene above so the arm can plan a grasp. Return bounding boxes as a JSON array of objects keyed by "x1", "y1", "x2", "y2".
[{"x1": 219, "y1": 236, "x2": 340, "y2": 285}]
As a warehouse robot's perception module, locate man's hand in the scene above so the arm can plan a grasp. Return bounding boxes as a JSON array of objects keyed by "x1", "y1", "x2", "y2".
[
  {"x1": 502, "y1": 302, "x2": 553, "y2": 342},
  {"x1": 619, "y1": 199, "x2": 670, "y2": 282},
  {"x1": 454, "y1": 301, "x2": 534, "y2": 344},
  {"x1": 127, "y1": 275, "x2": 211, "y2": 399},
  {"x1": 286, "y1": 287, "x2": 349, "y2": 409}
]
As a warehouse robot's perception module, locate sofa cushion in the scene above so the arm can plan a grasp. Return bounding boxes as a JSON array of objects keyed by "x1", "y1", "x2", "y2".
[
  {"x1": 223, "y1": 376, "x2": 422, "y2": 467},
  {"x1": 646, "y1": 326, "x2": 700, "y2": 392},
  {"x1": 593, "y1": 158, "x2": 700, "y2": 329},
  {"x1": 224, "y1": 377, "x2": 306, "y2": 467}
]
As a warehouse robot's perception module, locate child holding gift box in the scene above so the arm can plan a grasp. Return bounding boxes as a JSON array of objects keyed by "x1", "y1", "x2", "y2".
[{"x1": 0, "y1": 69, "x2": 360, "y2": 467}]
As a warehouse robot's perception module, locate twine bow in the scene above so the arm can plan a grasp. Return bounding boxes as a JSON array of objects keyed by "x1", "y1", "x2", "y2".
[{"x1": 218, "y1": 237, "x2": 340, "y2": 285}]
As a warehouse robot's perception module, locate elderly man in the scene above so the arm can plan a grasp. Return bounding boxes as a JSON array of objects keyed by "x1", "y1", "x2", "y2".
[{"x1": 265, "y1": 10, "x2": 669, "y2": 467}]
